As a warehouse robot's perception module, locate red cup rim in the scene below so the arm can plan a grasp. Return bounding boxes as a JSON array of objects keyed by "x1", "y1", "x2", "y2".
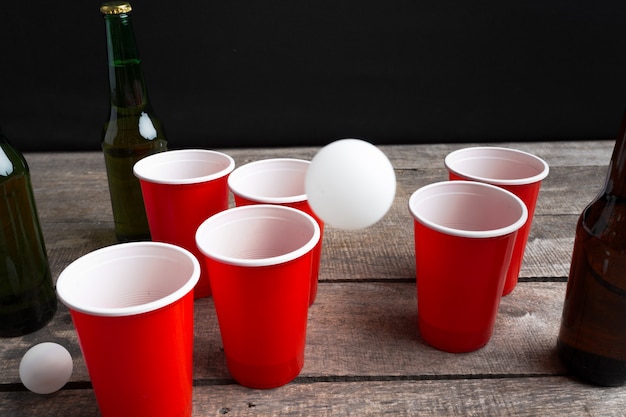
[
  {"x1": 56, "y1": 242, "x2": 200, "y2": 317},
  {"x1": 196, "y1": 204, "x2": 320, "y2": 267},
  {"x1": 408, "y1": 181, "x2": 528, "y2": 238},
  {"x1": 133, "y1": 149, "x2": 235, "y2": 185},
  {"x1": 444, "y1": 146, "x2": 549, "y2": 186},
  {"x1": 228, "y1": 158, "x2": 310, "y2": 204}
]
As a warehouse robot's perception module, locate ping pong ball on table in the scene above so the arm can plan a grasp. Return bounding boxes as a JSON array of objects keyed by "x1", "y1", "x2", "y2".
[
  {"x1": 19, "y1": 342, "x2": 73, "y2": 394},
  {"x1": 305, "y1": 139, "x2": 396, "y2": 229}
]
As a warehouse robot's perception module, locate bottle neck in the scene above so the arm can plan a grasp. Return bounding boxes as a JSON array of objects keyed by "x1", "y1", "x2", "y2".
[
  {"x1": 104, "y1": 12, "x2": 148, "y2": 110},
  {"x1": 604, "y1": 111, "x2": 626, "y2": 198}
]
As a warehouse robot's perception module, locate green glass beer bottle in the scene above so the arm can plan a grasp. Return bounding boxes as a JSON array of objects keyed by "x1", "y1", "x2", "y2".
[
  {"x1": 101, "y1": 1, "x2": 167, "y2": 241},
  {"x1": 557, "y1": 108, "x2": 626, "y2": 386},
  {"x1": 0, "y1": 127, "x2": 56, "y2": 337}
]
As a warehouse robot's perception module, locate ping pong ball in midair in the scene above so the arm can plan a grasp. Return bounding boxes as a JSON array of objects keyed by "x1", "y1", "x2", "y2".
[
  {"x1": 19, "y1": 342, "x2": 73, "y2": 394},
  {"x1": 305, "y1": 139, "x2": 396, "y2": 229}
]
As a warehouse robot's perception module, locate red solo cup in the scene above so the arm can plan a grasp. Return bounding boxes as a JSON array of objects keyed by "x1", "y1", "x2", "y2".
[
  {"x1": 227, "y1": 158, "x2": 324, "y2": 306},
  {"x1": 134, "y1": 149, "x2": 235, "y2": 298},
  {"x1": 444, "y1": 147, "x2": 549, "y2": 296},
  {"x1": 195, "y1": 205, "x2": 320, "y2": 389},
  {"x1": 409, "y1": 181, "x2": 528, "y2": 353},
  {"x1": 56, "y1": 242, "x2": 200, "y2": 417}
]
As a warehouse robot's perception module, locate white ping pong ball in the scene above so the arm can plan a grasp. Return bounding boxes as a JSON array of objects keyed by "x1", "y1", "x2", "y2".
[
  {"x1": 19, "y1": 342, "x2": 73, "y2": 394},
  {"x1": 305, "y1": 139, "x2": 396, "y2": 229}
]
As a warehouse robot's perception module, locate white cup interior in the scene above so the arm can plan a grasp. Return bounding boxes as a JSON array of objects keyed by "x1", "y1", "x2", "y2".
[
  {"x1": 56, "y1": 242, "x2": 200, "y2": 316},
  {"x1": 409, "y1": 181, "x2": 528, "y2": 238},
  {"x1": 133, "y1": 149, "x2": 235, "y2": 185},
  {"x1": 228, "y1": 158, "x2": 309, "y2": 204},
  {"x1": 444, "y1": 147, "x2": 549, "y2": 185},
  {"x1": 196, "y1": 204, "x2": 320, "y2": 267}
]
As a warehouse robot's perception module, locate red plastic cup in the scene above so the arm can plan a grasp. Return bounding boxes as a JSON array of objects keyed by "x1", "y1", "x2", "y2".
[
  {"x1": 227, "y1": 158, "x2": 324, "y2": 306},
  {"x1": 409, "y1": 181, "x2": 528, "y2": 353},
  {"x1": 195, "y1": 205, "x2": 320, "y2": 389},
  {"x1": 56, "y1": 242, "x2": 200, "y2": 417},
  {"x1": 444, "y1": 147, "x2": 549, "y2": 295},
  {"x1": 134, "y1": 149, "x2": 235, "y2": 298}
]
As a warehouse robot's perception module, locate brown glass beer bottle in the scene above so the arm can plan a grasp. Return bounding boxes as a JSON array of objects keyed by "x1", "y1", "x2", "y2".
[{"x1": 557, "y1": 110, "x2": 626, "y2": 386}]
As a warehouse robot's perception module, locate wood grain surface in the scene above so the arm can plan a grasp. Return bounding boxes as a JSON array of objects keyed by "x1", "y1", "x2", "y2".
[{"x1": 1, "y1": 140, "x2": 622, "y2": 416}]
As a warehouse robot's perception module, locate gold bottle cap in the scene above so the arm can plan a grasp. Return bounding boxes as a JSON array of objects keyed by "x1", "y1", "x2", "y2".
[{"x1": 100, "y1": 2, "x2": 132, "y2": 15}]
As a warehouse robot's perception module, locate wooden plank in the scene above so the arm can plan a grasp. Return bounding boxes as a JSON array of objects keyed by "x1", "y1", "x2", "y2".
[
  {"x1": 0, "y1": 391, "x2": 99, "y2": 417},
  {"x1": 192, "y1": 377, "x2": 626, "y2": 417},
  {"x1": 215, "y1": 139, "x2": 615, "y2": 169},
  {"x1": 317, "y1": 163, "x2": 601, "y2": 281},
  {"x1": 303, "y1": 282, "x2": 567, "y2": 378},
  {"x1": 1, "y1": 143, "x2": 620, "y2": 417},
  {"x1": 27, "y1": 151, "x2": 603, "y2": 282},
  {"x1": 36, "y1": 209, "x2": 576, "y2": 285},
  {"x1": 24, "y1": 139, "x2": 613, "y2": 190},
  {"x1": 24, "y1": 151, "x2": 607, "y2": 223},
  {"x1": 24, "y1": 145, "x2": 608, "y2": 225},
  {"x1": 2, "y1": 377, "x2": 624, "y2": 417},
  {"x1": 318, "y1": 213, "x2": 577, "y2": 281},
  {"x1": 21, "y1": 140, "x2": 614, "y2": 181},
  {"x1": 0, "y1": 282, "x2": 567, "y2": 385}
]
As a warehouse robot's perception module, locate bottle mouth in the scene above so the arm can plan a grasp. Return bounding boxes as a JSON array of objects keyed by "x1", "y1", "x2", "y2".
[{"x1": 100, "y1": 2, "x2": 132, "y2": 15}]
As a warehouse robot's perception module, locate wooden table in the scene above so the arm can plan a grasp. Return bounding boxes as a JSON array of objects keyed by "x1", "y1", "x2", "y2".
[{"x1": 1, "y1": 141, "x2": 625, "y2": 416}]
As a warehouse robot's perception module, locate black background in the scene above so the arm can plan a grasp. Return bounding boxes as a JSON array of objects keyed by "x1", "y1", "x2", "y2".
[{"x1": 2, "y1": 1, "x2": 626, "y2": 151}]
